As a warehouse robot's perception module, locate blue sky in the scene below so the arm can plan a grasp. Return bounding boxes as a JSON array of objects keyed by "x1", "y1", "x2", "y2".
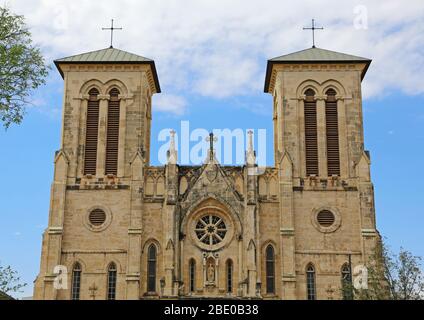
[{"x1": 1, "y1": 0, "x2": 424, "y2": 298}]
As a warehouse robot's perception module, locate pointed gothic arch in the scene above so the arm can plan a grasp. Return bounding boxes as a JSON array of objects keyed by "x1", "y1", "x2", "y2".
[
  {"x1": 265, "y1": 245, "x2": 276, "y2": 294},
  {"x1": 306, "y1": 263, "x2": 316, "y2": 300},
  {"x1": 147, "y1": 244, "x2": 157, "y2": 293},
  {"x1": 71, "y1": 262, "x2": 82, "y2": 300},
  {"x1": 107, "y1": 262, "x2": 117, "y2": 300}
]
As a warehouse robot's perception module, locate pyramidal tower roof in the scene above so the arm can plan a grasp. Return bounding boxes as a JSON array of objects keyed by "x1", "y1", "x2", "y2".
[
  {"x1": 264, "y1": 47, "x2": 371, "y2": 92},
  {"x1": 54, "y1": 47, "x2": 161, "y2": 92}
]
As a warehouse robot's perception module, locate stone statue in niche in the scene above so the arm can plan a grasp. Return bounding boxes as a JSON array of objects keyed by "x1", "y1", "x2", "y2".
[{"x1": 207, "y1": 260, "x2": 215, "y2": 282}]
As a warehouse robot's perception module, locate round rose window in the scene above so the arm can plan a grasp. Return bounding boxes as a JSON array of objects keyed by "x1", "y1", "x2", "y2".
[{"x1": 195, "y1": 214, "x2": 227, "y2": 245}]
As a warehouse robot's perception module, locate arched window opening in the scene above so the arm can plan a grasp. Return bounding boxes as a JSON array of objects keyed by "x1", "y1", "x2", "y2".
[
  {"x1": 226, "y1": 260, "x2": 233, "y2": 294},
  {"x1": 189, "y1": 259, "x2": 196, "y2": 293},
  {"x1": 107, "y1": 262, "x2": 117, "y2": 300},
  {"x1": 304, "y1": 89, "x2": 318, "y2": 176},
  {"x1": 265, "y1": 245, "x2": 275, "y2": 294},
  {"x1": 306, "y1": 263, "x2": 316, "y2": 300},
  {"x1": 325, "y1": 88, "x2": 340, "y2": 176},
  {"x1": 71, "y1": 263, "x2": 82, "y2": 300},
  {"x1": 105, "y1": 88, "x2": 120, "y2": 175},
  {"x1": 147, "y1": 244, "x2": 157, "y2": 293},
  {"x1": 341, "y1": 263, "x2": 352, "y2": 300},
  {"x1": 84, "y1": 88, "x2": 100, "y2": 175}
]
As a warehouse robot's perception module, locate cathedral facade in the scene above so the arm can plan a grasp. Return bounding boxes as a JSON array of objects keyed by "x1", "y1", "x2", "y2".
[{"x1": 34, "y1": 46, "x2": 379, "y2": 300}]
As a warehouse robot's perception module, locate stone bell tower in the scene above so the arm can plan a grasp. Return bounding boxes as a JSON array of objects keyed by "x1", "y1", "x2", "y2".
[
  {"x1": 34, "y1": 47, "x2": 160, "y2": 300},
  {"x1": 264, "y1": 47, "x2": 379, "y2": 299}
]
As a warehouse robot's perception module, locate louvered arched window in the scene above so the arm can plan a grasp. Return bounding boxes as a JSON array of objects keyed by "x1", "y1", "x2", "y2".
[
  {"x1": 226, "y1": 259, "x2": 233, "y2": 294},
  {"x1": 107, "y1": 262, "x2": 117, "y2": 300},
  {"x1": 105, "y1": 88, "x2": 120, "y2": 175},
  {"x1": 265, "y1": 245, "x2": 275, "y2": 294},
  {"x1": 84, "y1": 89, "x2": 100, "y2": 175},
  {"x1": 147, "y1": 244, "x2": 157, "y2": 293},
  {"x1": 304, "y1": 89, "x2": 318, "y2": 176},
  {"x1": 189, "y1": 259, "x2": 196, "y2": 293},
  {"x1": 325, "y1": 89, "x2": 340, "y2": 176},
  {"x1": 71, "y1": 262, "x2": 82, "y2": 300},
  {"x1": 306, "y1": 263, "x2": 316, "y2": 300}
]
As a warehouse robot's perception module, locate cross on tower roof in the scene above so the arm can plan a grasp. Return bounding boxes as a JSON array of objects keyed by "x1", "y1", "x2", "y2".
[
  {"x1": 303, "y1": 19, "x2": 324, "y2": 48},
  {"x1": 102, "y1": 19, "x2": 122, "y2": 48}
]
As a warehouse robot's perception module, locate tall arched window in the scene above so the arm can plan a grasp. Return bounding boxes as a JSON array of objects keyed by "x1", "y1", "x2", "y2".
[
  {"x1": 107, "y1": 262, "x2": 117, "y2": 300},
  {"x1": 84, "y1": 88, "x2": 100, "y2": 175},
  {"x1": 304, "y1": 89, "x2": 318, "y2": 176},
  {"x1": 306, "y1": 263, "x2": 316, "y2": 300},
  {"x1": 105, "y1": 88, "x2": 120, "y2": 175},
  {"x1": 189, "y1": 259, "x2": 196, "y2": 293},
  {"x1": 341, "y1": 263, "x2": 352, "y2": 300},
  {"x1": 226, "y1": 259, "x2": 233, "y2": 294},
  {"x1": 265, "y1": 245, "x2": 275, "y2": 294},
  {"x1": 71, "y1": 263, "x2": 82, "y2": 300},
  {"x1": 147, "y1": 244, "x2": 157, "y2": 293},
  {"x1": 325, "y1": 89, "x2": 340, "y2": 176}
]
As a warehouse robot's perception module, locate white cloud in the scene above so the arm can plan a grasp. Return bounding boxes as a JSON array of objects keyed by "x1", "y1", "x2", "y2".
[
  {"x1": 153, "y1": 94, "x2": 187, "y2": 115},
  {"x1": 8, "y1": 0, "x2": 424, "y2": 113}
]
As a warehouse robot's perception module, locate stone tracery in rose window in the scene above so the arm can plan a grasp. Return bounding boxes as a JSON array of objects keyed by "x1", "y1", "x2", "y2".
[{"x1": 195, "y1": 214, "x2": 227, "y2": 246}]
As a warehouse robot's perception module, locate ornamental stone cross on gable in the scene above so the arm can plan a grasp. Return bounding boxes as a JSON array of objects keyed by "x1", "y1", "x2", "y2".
[{"x1": 206, "y1": 132, "x2": 218, "y2": 161}]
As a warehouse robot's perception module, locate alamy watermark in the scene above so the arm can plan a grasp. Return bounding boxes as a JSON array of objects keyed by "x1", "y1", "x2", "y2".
[
  {"x1": 157, "y1": 121, "x2": 267, "y2": 174},
  {"x1": 353, "y1": 4, "x2": 368, "y2": 30}
]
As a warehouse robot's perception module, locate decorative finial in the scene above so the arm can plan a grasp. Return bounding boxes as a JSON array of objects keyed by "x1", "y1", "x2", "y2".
[
  {"x1": 102, "y1": 19, "x2": 122, "y2": 48},
  {"x1": 167, "y1": 129, "x2": 178, "y2": 164},
  {"x1": 303, "y1": 19, "x2": 324, "y2": 48},
  {"x1": 247, "y1": 130, "x2": 254, "y2": 152},
  {"x1": 246, "y1": 130, "x2": 256, "y2": 166},
  {"x1": 206, "y1": 132, "x2": 218, "y2": 161}
]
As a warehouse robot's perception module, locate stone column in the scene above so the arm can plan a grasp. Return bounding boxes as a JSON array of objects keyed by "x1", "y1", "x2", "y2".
[
  {"x1": 336, "y1": 96, "x2": 349, "y2": 178},
  {"x1": 117, "y1": 95, "x2": 129, "y2": 178},
  {"x1": 163, "y1": 131, "x2": 178, "y2": 297},
  {"x1": 316, "y1": 96, "x2": 327, "y2": 178},
  {"x1": 356, "y1": 152, "x2": 379, "y2": 262},
  {"x1": 244, "y1": 131, "x2": 259, "y2": 297},
  {"x1": 279, "y1": 152, "x2": 297, "y2": 299},
  {"x1": 96, "y1": 95, "x2": 109, "y2": 178},
  {"x1": 125, "y1": 151, "x2": 144, "y2": 299},
  {"x1": 34, "y1": 151, "x2": 69, "y2": 300}
]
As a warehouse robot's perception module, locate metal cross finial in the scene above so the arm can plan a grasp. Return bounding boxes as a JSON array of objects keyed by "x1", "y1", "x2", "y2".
[
  {"x1": 303, "y1": 19, "x2": 324, "y2": 48},
  {"x1": 206, "y1": 132, "x2": 218, "y2": 160},
  {"x1": 102, "y1": 19, "x2": 122, "y2": 48}
]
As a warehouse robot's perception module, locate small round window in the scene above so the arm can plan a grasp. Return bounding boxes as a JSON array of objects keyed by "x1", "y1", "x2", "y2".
[
  {"x1": 317, "y1": 210, "x2": 335, "y2": 227},
  {"x1": 89, "y1": 209, "x2": 106, "y2": 226},
  {"x1": 195, "y1": 214, "x2": 227, "y2": 246}
]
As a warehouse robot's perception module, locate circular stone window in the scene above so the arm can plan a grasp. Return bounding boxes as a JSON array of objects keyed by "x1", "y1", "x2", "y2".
[
  {"x1": 84, "y1": 207, "x2": 112, "y2": 232},
  {"x1": 89, "y1": 209, "x2": 106, "y2": 226},
  {"x1": 188, "y1": 207, "x2": 235, "y2": 251},
  {"x1": 317, "y1": 210, "x2": 335, "y2": 227},
  {"x1": 311, "y1": 207, "x2": 341, "y2": 233},
  {"x1": 195, "y1": 214, "x2": 227, "y2": 245}
]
